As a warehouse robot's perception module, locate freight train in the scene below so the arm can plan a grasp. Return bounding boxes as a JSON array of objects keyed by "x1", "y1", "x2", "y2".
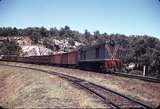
[{"x1": 0, "y1": 41, "x2": 122, "y2": 72}]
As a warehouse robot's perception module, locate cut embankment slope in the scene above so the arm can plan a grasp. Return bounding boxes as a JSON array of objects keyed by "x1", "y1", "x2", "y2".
[{"x1": 0, "y1": 65, "x2": 106, "y2": 108}]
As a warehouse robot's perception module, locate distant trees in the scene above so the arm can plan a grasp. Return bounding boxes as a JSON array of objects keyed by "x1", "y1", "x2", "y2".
[
  {"x1": 40, "y1": 26, "x2": 48, "y2": 37},
  {"x1": 0, "y1": 26, "x2": 83, "y2": 43},
  {"x1": 93, "y1": 30, "x2": 100, "y2": 39},
  {"x1": 68, "y1": 39, "x2": 75, "y2": 46},
  {"x1": 0, "y1": 38, "x2": 21, "y2": 55},
  {"x1": 84, "y1": 29, "x2": 93, "y2": 45},
  {"x1": 115, "y1": 36, "x2": 160, "y2": 77},
  {"x1": 49, "y1": 27, "x2": 59, "y2": 37}
]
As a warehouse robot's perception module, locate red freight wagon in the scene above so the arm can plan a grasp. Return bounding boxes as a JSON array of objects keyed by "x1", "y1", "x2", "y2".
[
  {"x1": 28, "y1": 56, "x2": 39, "y2": 63},
  {"x1": 17, "y1": 56, "x2": 25, "y2": 62},
  {"x1": 68, "y1": 51, "x2": 78, "y2": 65},
  {"x1": 38, "y1": 55, "x2": 51, "y2": 64},
  {"x1": 1, "y1": 55, "x2": 17, "y2": 61},
  {"x1": 21, "y1": 56, "x2": 30, "y2": 63},
  {"x1": 54, "y1": 53, "x2": 62, "y2": 65},
  {"x1": 50, "y1": 55, "x2": 55, "y2": 65},
  {"x1": 61, "y1": 53, "x2": 68, "y2": 66}
]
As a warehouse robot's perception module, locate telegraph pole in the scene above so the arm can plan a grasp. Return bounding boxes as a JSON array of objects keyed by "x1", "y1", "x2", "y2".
[{"x1": 143, "y1": 65, "x2": 146, "y2": 76}]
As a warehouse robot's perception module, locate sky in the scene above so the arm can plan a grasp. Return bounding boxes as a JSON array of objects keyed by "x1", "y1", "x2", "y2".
[{"x1": 0, "y1": 0, "x2": 160, "y2": 38}]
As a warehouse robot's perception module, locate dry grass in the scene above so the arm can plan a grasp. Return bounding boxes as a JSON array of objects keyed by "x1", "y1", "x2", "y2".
[
  {"x1": 1, "y1": 61, "x2": 160, "y2": 107},
  {"x1": 0, "y1": 65, "x2": 107, "y2": 108},
  {"x1": 26, "y1": 64, "x2": 160, "y2": 107}
]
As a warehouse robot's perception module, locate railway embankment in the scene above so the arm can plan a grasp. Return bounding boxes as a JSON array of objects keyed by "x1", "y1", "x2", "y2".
[
  {"x1": 0, "y1": 65, "x2": 107, "y2": 108},
  {"x1": 0, "y1": 61, "x2": 160, "y2": 108}
]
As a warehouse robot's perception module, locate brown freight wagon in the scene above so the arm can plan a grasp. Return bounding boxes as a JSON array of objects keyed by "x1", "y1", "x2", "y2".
[
  {"x1": 17, "y1": 56, "x2": 26, "y2": 62},
  {"x1": 50, "y1": 55, "x2": 55, "y2": 65},
  {"x1": 67, "y1": 51, "x2": 78, "y2": 66},
  {"x1": 54, "y1": 53, "x2": 62, "y2": 65},
  {"x1": 49, "y1": 55, "x2": 54, "y2": 64},
  {"x1": 38, "y1": 55, "x2": 51, "y2": 64},
  {"x1": 61, "y1": 53, "x2": 68, "y2": 66},
  {"x1": 2, "y1": 55, "x2": 17, "y2": 62},
  {"x1": 61, "y1": 51, "x2": 78, "y2": 67},
  {"x1": 28, "y1": 56, "x2": 40, "y2": 63}
]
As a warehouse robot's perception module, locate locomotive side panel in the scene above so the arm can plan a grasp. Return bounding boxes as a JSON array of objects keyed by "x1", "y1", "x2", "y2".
[
  {"x1": 80, "y1": 44, "x2": 106, "y2": 61},
  {"x1": 85, "y1": 48, "x2": 96, "y2": 59},
  {"x1": 99, "y1": 45, "x2": 105, "y2": 59},
  {"x1": 78, "y1": 44, "x2": 106, "y2": 71}
]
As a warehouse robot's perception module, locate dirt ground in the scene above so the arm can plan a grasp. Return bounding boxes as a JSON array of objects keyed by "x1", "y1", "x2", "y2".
[{"x1": 0, "y1": 65, "x2": 107, "y2": 108}]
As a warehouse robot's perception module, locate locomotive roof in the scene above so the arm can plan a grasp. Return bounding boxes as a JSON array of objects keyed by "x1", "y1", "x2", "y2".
[{"x1": 80, "y1": 42, "x2": 106, "y2": 51}]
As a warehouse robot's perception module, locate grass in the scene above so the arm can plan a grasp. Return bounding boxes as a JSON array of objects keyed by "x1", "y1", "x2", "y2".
[
  {"x1": 0, "y1": 65, "x2": 107, "y2": 108},
  {"x1": 3, "y1": 61, "x2": 159, "y2": 107}
]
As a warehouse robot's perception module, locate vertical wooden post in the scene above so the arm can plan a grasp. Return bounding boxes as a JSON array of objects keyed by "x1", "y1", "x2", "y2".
[{"x1": 143, "y1": 65, "x2": 146, "y2": 76}]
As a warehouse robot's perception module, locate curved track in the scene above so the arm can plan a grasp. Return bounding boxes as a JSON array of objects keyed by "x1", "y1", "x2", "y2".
[{"x1": 0, "y1": 63, "x2": 155, "y2": 109}]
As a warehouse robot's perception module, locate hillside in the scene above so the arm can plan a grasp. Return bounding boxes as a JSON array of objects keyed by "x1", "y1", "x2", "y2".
[{"x1": 0, "y1": 36, "x2": 83, "y2": 56}]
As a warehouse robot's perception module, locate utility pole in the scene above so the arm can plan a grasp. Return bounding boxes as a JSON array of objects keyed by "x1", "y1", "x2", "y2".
[{"x1": 143, "y1": 65, "x2": 146, "y2": 76}]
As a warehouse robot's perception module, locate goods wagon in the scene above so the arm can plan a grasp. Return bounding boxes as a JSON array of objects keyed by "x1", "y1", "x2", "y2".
[
  {"x1": 67, "y1": 51, "x2": 78, "y2": 66},
  {"x1": 17, "y1": 56, "x2": 26, "y2": 62},
  {"x1": 50, "y1": 51, "x2": 78, "y2": 67},
  {"x1": 28, "y1": 56, "x2": 40, "y2": 63},
  {"x1": 50, "y1": 55, "x2": 55, "y2": 65},
  {"x1": 37, "y1": 55, "x2": 51, "y2": 64},
  {"x1": 54, "y1": 53, "x2": 62, "y2": 65},
  {"x1": 61, "y1": 53, "x2": 68, "y2": 66},
  {"x1": 61, "y1": 51, "x2": 78, "y2": 67},
  {"x1": 0, "y1": 55, "x2": 17, "y2": 62}
]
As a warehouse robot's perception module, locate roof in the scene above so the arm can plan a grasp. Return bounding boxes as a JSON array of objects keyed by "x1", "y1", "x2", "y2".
[{"x1": 80, "y1": 42, "x2": 106, "y2": 51}]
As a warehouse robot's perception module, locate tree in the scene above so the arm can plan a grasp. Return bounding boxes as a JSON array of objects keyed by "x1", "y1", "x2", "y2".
[
  {"x1": 12, "y1": 27, "x2": 18, "y2": 36},
  {"x1": 0, "y1": 38, "x2": 21, "y2": 55},
  {"x1": 50, "y1": 27, "x2": 59, "y2": 37},
  {"x1": 40, "y1": 26, "x2": 48, "y2": 37},
  {"x1": 93, "y1": 30, "x2": 100, "y2": 39},
  {"x1": 60, "y1": 25, "x2": 73, "y2": 38},
  {"x1": 30, "y1": 32, "x2": 40, "y2": 44},
  {"x1": 84, "y1": 29, "x2": 93, "y2": 45},
  {"x1": 68, "y1": 39, "x2": 75, "y2": 46}
]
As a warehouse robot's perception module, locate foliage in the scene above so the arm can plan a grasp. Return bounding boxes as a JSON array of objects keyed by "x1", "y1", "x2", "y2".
[{"x1": 0, "y1": 38, "x2": 21, "y2": 55}]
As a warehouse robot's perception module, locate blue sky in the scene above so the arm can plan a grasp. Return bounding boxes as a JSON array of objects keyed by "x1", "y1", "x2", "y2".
[{"x1": 0, "y1": 0, "x2": 160, "y2": 38}]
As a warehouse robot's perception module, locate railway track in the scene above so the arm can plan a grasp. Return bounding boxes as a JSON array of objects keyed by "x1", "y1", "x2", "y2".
[
  {"x1": 1, "y1": 61, "x2": 160, "y2": 83},
  {"x1": 0, "y1": 63, "x2": 155, "y2": 109},
  {"x1": 111, "y1": 72, "x2": 160, "y2": 83}
]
